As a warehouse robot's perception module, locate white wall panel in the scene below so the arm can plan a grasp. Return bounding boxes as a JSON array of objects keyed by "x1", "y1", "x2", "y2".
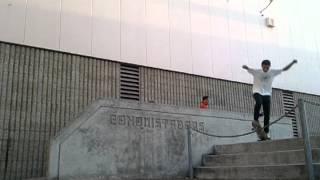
[
  {"x1": 228, "y1": 0, "x2": 250, "y2": 83},
  {"x1": 243, "y1": 0, "x2": 264, "y2": 68},
  {"x1": 283, "y1": 0, "x2": 305, "y2": 67},
  {"x1": 169, "y1": 0, "x2": 192, "y2": 73},
  {"x1": 60, "y1": 0, "x2": 92, "y2": 55},
  {"x1": 209, "y1": 0, "x2": 232, "y2": 80},
  {"x1": 298, "y1": 0, "x2": 318, "y2": 58},
  {"x1": 316, "y1": 33, "x2": 320, "y2": 76},
  {"x1": 0, "y1": 0, "x2": 319, "y2": 95},
  {"x1": 279, "y1": 0, "x2": 310, "y2": 92},
  {"x1": 260, "y1": 0, "x2": 281, "y2": 69},
  {"x1": 190, "y1": 0, "x2": 213, "y2": 77},
  {"x1": 24, "y1": 0, "x2": 60, "y2": 49},
  {"x1": 146, "y1": 0, "x2": 170, "y2": 69},
  {"x1": 272, "y1": 0, "x2": 320, "y2": 95},
  {"x1": 315, "y1": 0, "x2": 320, "y2": 64},
  {"x1": 306, "y1": 58, "x2": 320, "y2": 95},
  {"x1": 270, "y1": 0, "x2": 293, "y2": 89},
  {"x1": 0, "y1": 0, "x2": 26, "y2": 43},
  {"x1": 120, "y1": 0, "x2": 147, "y2": 65},
  {"x1": 92, "y1": 0, "x2": 120, "y2": 60}
]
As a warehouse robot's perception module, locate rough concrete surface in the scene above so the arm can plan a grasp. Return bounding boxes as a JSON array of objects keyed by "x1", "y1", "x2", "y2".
[{"x1": 48, "y1": 99, "x2": 293, "y2": 179}]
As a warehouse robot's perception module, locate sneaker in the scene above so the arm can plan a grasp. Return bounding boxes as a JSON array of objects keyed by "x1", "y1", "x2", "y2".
[{"x1": 266, "y1": 133, "x2": 271, "y2": 140}]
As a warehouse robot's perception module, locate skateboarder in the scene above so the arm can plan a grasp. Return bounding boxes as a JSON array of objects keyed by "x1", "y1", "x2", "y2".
[{"x1": 242, "y1": 59, "x2": 298, "y2": 140}]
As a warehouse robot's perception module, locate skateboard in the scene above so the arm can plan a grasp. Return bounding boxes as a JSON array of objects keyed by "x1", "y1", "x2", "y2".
[{"x1": 252, "y1": 120, "x2": 269, "y2": 141}]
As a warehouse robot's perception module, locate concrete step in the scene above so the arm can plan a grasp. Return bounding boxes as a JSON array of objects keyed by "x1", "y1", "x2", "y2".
[
  {"x1": 213, "y1": 136, "x2": 320, "y2": 155},
  {"x1": 26, "y1": 176, "x2": 318, "y2": 180},
  {"x1": 26, "y1": 177, "x2": 191, "y2": 180},
  {"x1": 195, "y1": 178, "x2": 312, "y2": 180},
  {"x1": 194, "y1": 164, "x2": 316, "y2": 179},
  {"x1": 203, "y1": 148, "x2": 320, "y2": 167},
  {"x1": 26, "y1": 177, "x2": 314, "y2": 180}
]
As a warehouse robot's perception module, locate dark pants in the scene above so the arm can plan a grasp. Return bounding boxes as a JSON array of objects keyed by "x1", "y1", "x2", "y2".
[{"x1": 253, "y1": 93, "x2": 271, "y2": 134}]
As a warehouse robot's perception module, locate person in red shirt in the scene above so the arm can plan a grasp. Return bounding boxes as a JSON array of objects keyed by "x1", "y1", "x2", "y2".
[{"x1": 200, "y1": 96, "x2": 209, "y2": 109}]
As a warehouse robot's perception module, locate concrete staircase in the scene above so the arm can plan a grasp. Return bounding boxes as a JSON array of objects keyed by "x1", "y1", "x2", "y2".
[
  {"x1": 195, "y1": 137, "x2": 320, "y2": 180},
  {"x1": 28, "y1": 137, "x2": 320, "y2": 180}
]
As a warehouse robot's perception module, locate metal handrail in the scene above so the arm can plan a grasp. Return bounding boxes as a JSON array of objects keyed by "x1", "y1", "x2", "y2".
[
  {"x1": 298, "y1": 99, "x2": 315, "y2": 180},
  {"x1": 190, "y1": 105, "x2": 297, "y2": 138}
]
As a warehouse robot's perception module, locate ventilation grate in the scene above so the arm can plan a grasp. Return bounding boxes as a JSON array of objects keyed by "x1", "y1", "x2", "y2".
[
  {"x1": 120, "y1": 64, "x2": 140, "y2": 101},
  {"x1": 282, "y1": 90, "x2": 298, "y2": 137}
]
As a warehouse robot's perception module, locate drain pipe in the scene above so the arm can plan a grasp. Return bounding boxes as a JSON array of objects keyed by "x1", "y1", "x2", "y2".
[{"x1": 187, "y1": 127, "x2": 193, "y2": 178}]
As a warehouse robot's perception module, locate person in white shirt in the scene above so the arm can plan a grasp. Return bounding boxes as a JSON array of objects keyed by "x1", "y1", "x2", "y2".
[{"x1": 242, "y1": 59, "x2": 298, "y2": 140}]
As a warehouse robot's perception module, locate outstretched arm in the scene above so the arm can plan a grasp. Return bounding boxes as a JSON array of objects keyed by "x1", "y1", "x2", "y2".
[
  {"x1": 242, "y1": 65, "x2": 255, "y2": 75},
  {"x1": 282, "y1": 59, "x2": 298, "y2": 71},
  {"x1": 242, "y1": 65, "x2": 250, "y2": 70}
]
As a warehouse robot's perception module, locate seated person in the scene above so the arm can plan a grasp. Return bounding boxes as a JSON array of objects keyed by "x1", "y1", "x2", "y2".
[{"x1": 200, "y1": 96, "x2": 209, "y2": 109}]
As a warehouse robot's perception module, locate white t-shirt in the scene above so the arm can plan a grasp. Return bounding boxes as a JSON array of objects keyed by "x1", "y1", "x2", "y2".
[{"x1": 247, "y1": 68, "x2": 283, "y2": 96}]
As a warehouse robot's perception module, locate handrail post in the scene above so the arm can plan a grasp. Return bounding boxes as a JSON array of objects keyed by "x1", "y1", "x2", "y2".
[
  {"x1": 187, "y1": 127, "x2": 193, "y2": 178},
  {"x1": 298, "y1": 99, "x2": 315, "y2": 180}
]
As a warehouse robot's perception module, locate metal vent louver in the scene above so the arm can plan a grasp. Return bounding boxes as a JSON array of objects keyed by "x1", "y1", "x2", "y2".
[
  {"x1": 282, "y1": 90, "x2": 298, "y2": 137},
  {"x1": 120, "y1": 64, "x2": 140, "y2": 101}
]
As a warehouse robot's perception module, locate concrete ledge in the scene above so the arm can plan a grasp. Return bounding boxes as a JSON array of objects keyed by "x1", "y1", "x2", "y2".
[
  {"x1": 48, "y1": 99, "x2": 293, "y2": 179},
  {"x1": 27, "y1": 176, "x2": 190, "y2": 180}
]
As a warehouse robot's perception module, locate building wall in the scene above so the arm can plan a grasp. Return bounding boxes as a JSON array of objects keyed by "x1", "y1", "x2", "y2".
[
  {"x1": 0, "y1": 0, "x2": 320, "y2": 95},
  {"x1": 0, "y1": 42, "x2": 120, "y2": 180},
  {"x1": 140, "y1": 67, "x2": 284, "y2": 115},
  {"x1": 0, "y1": 41, "x2": 319, "y2": 180}
]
